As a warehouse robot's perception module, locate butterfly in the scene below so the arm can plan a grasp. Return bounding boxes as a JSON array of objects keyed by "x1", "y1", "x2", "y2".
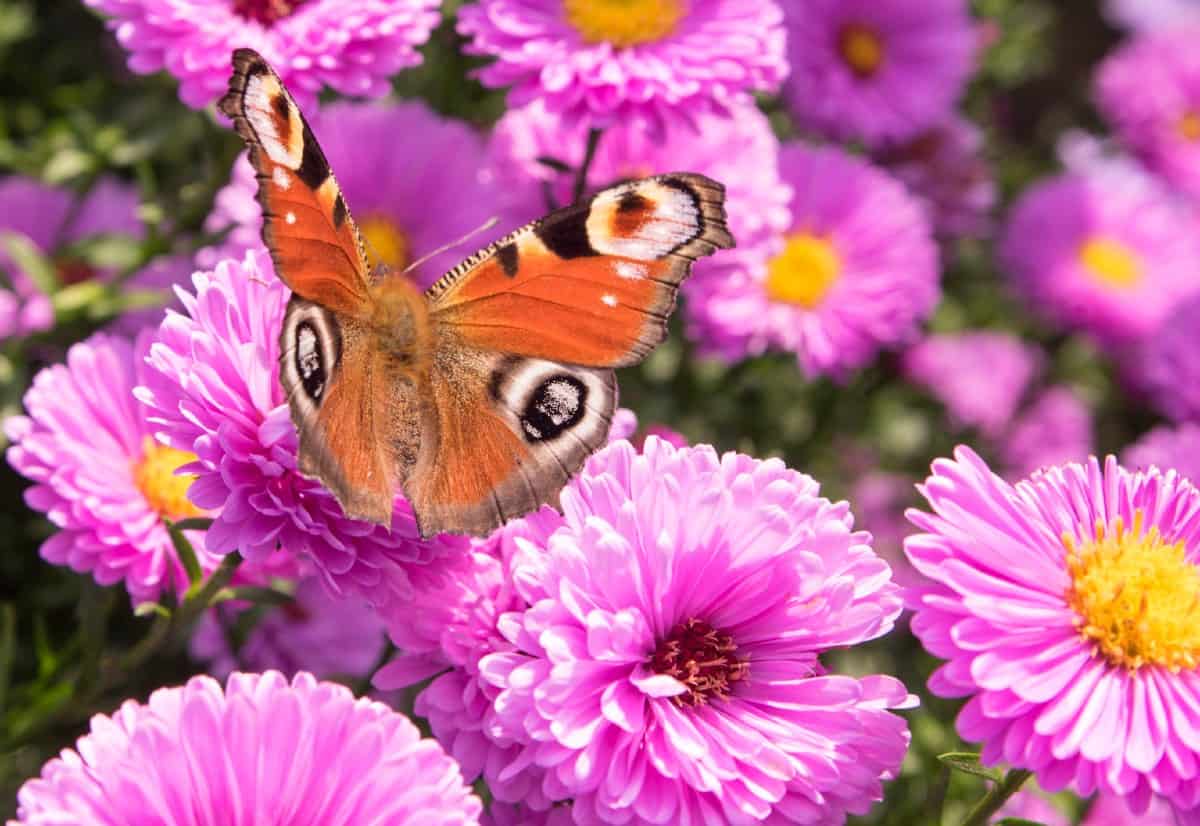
[{"x1": 217, "y1": 48, "x2": 735, "y2": 538}]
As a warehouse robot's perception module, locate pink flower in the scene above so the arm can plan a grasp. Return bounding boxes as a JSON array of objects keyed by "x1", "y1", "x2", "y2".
[
  {"x1": 1126, "y1": 424, "x2": 1200, "y2": 485},
  {"x1": 995, "y1": 790, "x2": 1071, "y2": 826},
  {"x1": 781, "y1": 0, "x2": 977, "y2": 146},
  {"x1": 478, "y1": 438, "x2": 915, "y2": 824},
  {"x1": 457, "y1": 0, "x2": 787, "y2": 130},
  {"x1": 84, "y1": 0, "x2": 441, "y2": 109},
  {"x1": 191, "y1": 577, "x2": 387, "y2": 680},
  {"x1": 685, "y1": 143, "x2": 940, "y2": 377},
  {"x1": 1137, "y1": 293, "x2": 1200, "y2": 423},
  {"x1": 135, "y1": 251, "x2": 469, "y2": 612},
  {"x1": 12, "y1": 671, "x2": 482, "y2": 824},
  {"x1": 906, "y1": 447, "x2": 1200, "y2": 819},
  {"x1": 5, "y1": 332, "x2": 294, "y2": 602},
  {"x1": 1082, "y1": 792, "x2": 1180, "y2": 825},
  {"x1": 1001, "y1": 387, "x2": 1094, "y2": 480},
  {"x1": 902, "y1": 331, "x2": 1043, "y2": 438}
]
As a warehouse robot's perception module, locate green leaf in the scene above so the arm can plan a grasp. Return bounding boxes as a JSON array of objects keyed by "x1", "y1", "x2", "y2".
[
  {"x1": 133, "y1": 601, "x2": 171, "y2": 619},
  {"x1": 42, "y1": 147, "x2": 95, "y2": 184},
  {"x1": 213, "y1": 586, "x2": 295, "y2": 607},
  {"x1": 937, "y1": 752, "x2": 1004, "y2": 783},
  {"x1": 0, "y1": 231, "x2": 58, "y2": 294},
  {"x1": 66, "y1": 232, "x2": 145, "y2": 270},
  {"x1": 165, "y1": 519, "x2": 204, "y2": 587}
]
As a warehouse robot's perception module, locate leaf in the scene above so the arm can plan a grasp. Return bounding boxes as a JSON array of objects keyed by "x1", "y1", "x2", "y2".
[
  {"x1": 213, "y1": 586, "x2": 295, "y2": 607},
  {"x1": 133, "y1": 601, "x2": 171, "y2": 619},
  {"x1": 937, "y1": 752, "x2": 1004, "y2": 783},
  {"x1": 0, "y1": 231, "x2": 58, "y2": 294},
  {"x1": 42, "y1": 148, "x2": 95, "y2": 185}
]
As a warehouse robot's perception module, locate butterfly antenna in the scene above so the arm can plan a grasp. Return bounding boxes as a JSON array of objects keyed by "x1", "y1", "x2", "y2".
[{"x1": 403, "y1": 216, "x2": 500, "y2": 276}]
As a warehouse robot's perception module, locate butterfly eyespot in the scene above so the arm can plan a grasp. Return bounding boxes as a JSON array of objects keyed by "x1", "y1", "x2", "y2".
[
  {"x1": 520, "y1": 375, "x2": 587, "y2": 443},
  {"x1": 296, "y1": 322, "x2": 326, "y2": 400},
  {"x1": 281, "y1": 297, "x2": 341, "y2": 412}
]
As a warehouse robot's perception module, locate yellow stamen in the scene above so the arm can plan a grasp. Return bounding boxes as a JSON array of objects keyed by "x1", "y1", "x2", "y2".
[
  {"x1": 838, "y1": 24, "x2": 885, "y2": 78},
  {"x1": 1180, "y1": 111, "x2": 1200, "y2": 141},
  {"x1": 764, "y1": 233, "x2": 842, "y2": 309},
  {"x1": 360, "y1": 214, "x2": 411, "y2": 271},
  {"x1": 133, "y1": 438, "x2": 203, "y2": 520},
  {"x1": 564, "y1": 0, "x2": 686, "y2": 48},
  {"x1": 1078, "y1": 237, "x2": 1143, "y2": 290},
  {"x1": 1064, "y1": 510, "x2": 1200, "y2": 672}
]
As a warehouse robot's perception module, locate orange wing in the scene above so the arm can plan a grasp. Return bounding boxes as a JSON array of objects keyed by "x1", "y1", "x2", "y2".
[
  {"x1": 426, "y1": 174, "x2": 734, "y2": 368},
  {"x1": 218, "y1": 48, "x2": 371, "y2": 318}
]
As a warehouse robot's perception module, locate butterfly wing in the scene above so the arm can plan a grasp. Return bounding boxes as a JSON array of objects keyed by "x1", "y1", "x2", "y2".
[
  {"x1": 406, "y1": 174, "x2": 733, "y2": 536},
  {"x1": 426, "y1": 173, "x2": 734, "y2": 368},
  {"x1": 218, "y1": 48, "x2": 372, "y2": 318}
]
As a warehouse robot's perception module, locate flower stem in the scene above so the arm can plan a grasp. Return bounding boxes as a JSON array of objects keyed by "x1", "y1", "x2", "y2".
[
  {"x1": 959, "y1": 768, "x2": 1034, "y2": 826},
  {"x1": 573, "y1": 127, "x2": 604, "y2": 202}
]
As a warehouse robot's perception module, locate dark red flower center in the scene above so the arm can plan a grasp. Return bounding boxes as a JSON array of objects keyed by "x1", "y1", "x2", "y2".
[
  {"x1": 54, "y1": 257, "x2": 97, "y2": 286},
  {"x1": 231, "y1": 0, "x2": 308, "y2": 25},
  {"x1": 650, "y1": 618, "x2": 749, "y2": 707}
]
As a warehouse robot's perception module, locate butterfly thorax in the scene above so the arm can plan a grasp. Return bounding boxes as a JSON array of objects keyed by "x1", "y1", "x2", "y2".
[{"x1": 367, "y1": 273, "x2": 433, "y2": 375}]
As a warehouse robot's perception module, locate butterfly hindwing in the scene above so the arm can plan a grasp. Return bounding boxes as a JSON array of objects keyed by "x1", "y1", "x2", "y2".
[
  {"x1": 427, "y1": 173, "x2": 734, "y2": 368},
  {"x1": 218, "y1": 48, "x2": 372, "y2": 318}
]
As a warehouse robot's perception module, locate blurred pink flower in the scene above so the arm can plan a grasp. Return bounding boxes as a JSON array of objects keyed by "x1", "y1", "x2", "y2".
[
  {"x1": 1137, "y1": 293, "x2": 1200, "y2": 423},
  {"x1": 782, "y1": 0, "x2": 977, "y2": 146},
  {"x1": 685, "y1": 143, "x2": 940, "y2": 377},
  {"x1": 1125, "y1": 423, "x2": 1200, "y2": 485},
  {"x1": 84, "y1": 0, "x2": 441, "y2": 109},
  {"x1": 1106, "y1": 0, "x2": 1200, "y2": 30},
  {"x1": 907, "y1": 448, "x2": 1200, "y2": 818},
  {"x1": 457, "y1": 0, "x2": 787, "y2": 130},
  {"x1": 1001, "y1": 387, "x2": 1095, "y2": 480},
  {"x1": 1082, "y1": 792, "x2": 1180, "y2": 825},
  {"x1": 12, "y1": 671, "x2": 482, "y2": 824},
  {"x1": 995, "y1": 790, "x2": 1070, "y2": 826}
]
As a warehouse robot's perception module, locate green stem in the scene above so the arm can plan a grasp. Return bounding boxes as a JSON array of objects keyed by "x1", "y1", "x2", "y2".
[
  {"x1": 959, "y1": 768, "x2": 1033, "y2": 826},
  {"x1": 573, "y1": 127, "x2": 604, "y2": 203}
]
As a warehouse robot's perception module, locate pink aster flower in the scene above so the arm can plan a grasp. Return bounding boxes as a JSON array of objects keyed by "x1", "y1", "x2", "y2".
[
  {"x1": 457, "y1": 0, "x2": 787, "y2": 130},
  {"x1": 875, "y1": 116, "x2": 997, "y2": 239},
  {"x1": 1083, "y1": 792, "x2": 1180, "y2": 825},
  {"x1": 12, "y1": 671, "x2": 482, "y2": 824},
  {"x1": 5, "y1": 332, "x2": 294, "y2": 602},
  {"x1": 1105, "y1": 0, "x2": 1200, "y2": 31},
  {"x1": 781, "y1": 0, "x2": 977, "y2": 147},
  {"x1": 84, "y1": 0, "x2": 441, "y2": 110},
  {"x1": 483, "y1": 803, "x2": 573, "y2": 826},
  {"x1": 902, "y1": 331, "x2": 1042, "y2": 438},
  {"x1": 190, "y1": 576, "x2": 387, "y2": 680},
  {"x1": 1096, "y1": 28, "x2": 1200, "y2": 201},
  {"x1": 199, "y1": 100, "x2": 503, "y2": 289},
  {"x1": 135, "y1": 250, "x2": 469, "y2": 612},
  {"x1": 905, "y1": 447, "x2": 1200, "y2": 819},
  {"x1": 999, "y1": 162, "x2": 1200, "y2": 347},
  {"x1": 685, "y1": 143, "x2": 940, "y2": 377},
  {"x1": 487, "y1": 98, "x2": 791, "y2": 247},
  {"x1": 0, "y1": 176, "x2": 140, "y2": 339},
  {"x1": 1125, "y1": 424, "x2": 1200, "y2": 485},
  {"x1": 1001, "y1": 387, "x2": 1095, "y2": 480},
  {"x1": 479, "y1": 437, "x2": 916, "y2": 824},
  {"x1": 995, "y1": 790, "x2": 1071, "y2": 826},
  {"x1": 1137, "y1": 293, "x2": 1200, "y2": 423}
]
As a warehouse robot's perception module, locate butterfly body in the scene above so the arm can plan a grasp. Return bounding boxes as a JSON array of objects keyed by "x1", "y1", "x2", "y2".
[{"x1": 220, "y1": 48, "x2": 734, "y2": 537}]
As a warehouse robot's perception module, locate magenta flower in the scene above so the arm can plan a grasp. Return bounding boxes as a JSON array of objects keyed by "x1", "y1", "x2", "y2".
[
  {"x1": 1137, "y1": 293, "x2": 1200, "y2": 423},
  {"x1": 685, "y1": 143, "x2": 940, "y2": 377},
  {"x1": 995, "y1": 790, "x2": 1070, "y2": 826},
  {"x1": 1083, "y1": 792, "x2": 1181, "y2": 825},
  {"x1": 902, "y1": 331, "x2": 1042, "y2": 438},
  {"x1": 199, "y1": 100, "x2": 503, "y2": 289},
  {"x1": 191, "y1": 577, "x2": 387, "y2": 680},
  {"x1": 0, "y1": 176, "x2": 140, "y2": 340},
  {"x1": 999, "y1": 163, "x2": 1200, "y2": 347},
  {"x1": 12, "y1": 671, "x2": 482, "y2": 824},
  {"x1": 875, "y1": 116, "x2": 997, "y2": 239},
  {"x1": 781, "y1": 0, "x2": 977, "y2": 146},
  {"x1": 1105, "y1": 0, "x2": 1200, "y2": 31},
  {"x1": 135, "y1": 251, "x2": 469, "y2": 612},
  {"x1": 84, "y1": 0, "x2": 441, "y2": 109},
  {"x1": 851, "y1": 471, "x2": 921, "y2": 592},
  {"x1": 457, "y1": 0, "x2": 787, "y2": 129},
  {"x1": 906, "y1": 447, "x2": 1200, "y2": 818},
  {"x1": 478, "y1": 438, "x2": 915, "y2": 824},
  {"x1": 483, "y1": 803, "x2": 573, "y2": 826},
  {"x1": 1096, "y1": 28, "x2": 1200, "y2": 201},
  {"x1": 1001, "y1": 387, "x2": 1095, "y2": 480},
  {"x1": 5, "y1": 332, "x2": 294, "y2": 602},
  {"x1": 1125, "y1": 424, "x2": 1200, "y2": 485}
]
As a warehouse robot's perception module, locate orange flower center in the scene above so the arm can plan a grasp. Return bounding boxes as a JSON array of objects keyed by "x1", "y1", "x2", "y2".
[
  {"x1": 1078, "y1": 236, "x2": 1143, "y2": 290},
  {"x1": 133, "y1": 438, "x2": 204, "y2": 520},
  {"x1": 564, "y1": 0, "x2": 687, "y2": 48},
  {"x1": 838, "y1": 24, "x2": 886, "y2": 78},
  {"x1": 360, "y1": 214, "x2": 411, "y2": 272},
  {"x1": 765, "y1": 233, "x2": 842, "y2": 309}
]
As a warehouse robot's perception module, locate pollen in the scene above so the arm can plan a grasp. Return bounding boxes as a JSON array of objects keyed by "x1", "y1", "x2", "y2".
[
  {"x1": 838, "y1": 23, "x2": 886, "y2": 79},
  {"x1": 651, "y1": 618, "x2": 749, "y2": 707},
  {"x1": 564, "y1": 0, "x2": 686, "y2": 48},
  {"x1": 133, "y1": 438, "x2": 204, "y2": 520},
  {"x1": 1179, "y1": 111, "x2": 1200, "y2": 141},
  {"x1": 765, "y1": 233, "x2": 842, "y2": 309},
  {"x1": 1078, "y1": 236, "x2": 1143, "y2": 290},
  {"x1": 361, "y1": 214, "x2": 411, "y2": 271},
  {"x1": 1065, "y1": 510, "x2": 1200, "y2": 672}
]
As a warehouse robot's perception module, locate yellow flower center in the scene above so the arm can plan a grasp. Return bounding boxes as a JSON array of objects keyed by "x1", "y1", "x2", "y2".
[
  {"x1": 133, "y1": 438, "x2": 204, "y2": 520},
  {"x1": 1078, "y1": 237, "x2": 1143, "y2": 290},
  {"x1": 564, "y1": 0, "x2": 687, "y2": 48},
  {"x1": 360, "y1": 214, "x2": 411, "y2": 272},
  {"x1": 1065, "y1": 511, "x2": 1200, "y2": 672},
  {"x1": 838, "y1": 24, "x2": 885, "y2": 78},
  {"x1": 764, "y1": 233, "x2": 842, "y2": 309},
  {"x1": 1179, "y1": 111, "x2": 1200, "y2": 141}
]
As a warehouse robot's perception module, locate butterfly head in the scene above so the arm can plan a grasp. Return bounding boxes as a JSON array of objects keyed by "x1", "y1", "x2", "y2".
[{"x1": 367, "y1": 273, "x2": 433, "y2": 373}]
